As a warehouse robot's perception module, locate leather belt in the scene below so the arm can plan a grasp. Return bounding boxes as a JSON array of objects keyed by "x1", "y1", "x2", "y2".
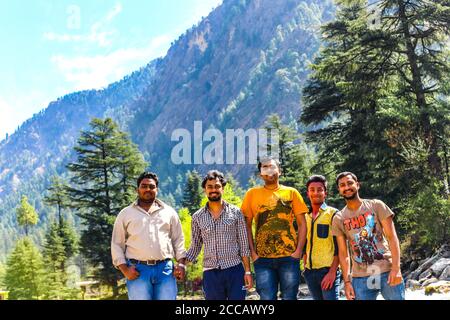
[{"x1": 129, "y1": 258, "x2": 169, "y2": 265}]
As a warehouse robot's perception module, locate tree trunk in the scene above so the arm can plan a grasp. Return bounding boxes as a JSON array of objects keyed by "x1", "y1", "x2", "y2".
[{"x1": 397, "y1": 0, "x2": 442, "y2": 179}]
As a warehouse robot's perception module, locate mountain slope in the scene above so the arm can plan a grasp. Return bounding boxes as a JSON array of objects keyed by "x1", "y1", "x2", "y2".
[
  {"x1": 0, "y1": 0, "x2": 335, "y2": 260},
  {"x1": 129, "y1": 0, "x2": 334, "y2": 183}
]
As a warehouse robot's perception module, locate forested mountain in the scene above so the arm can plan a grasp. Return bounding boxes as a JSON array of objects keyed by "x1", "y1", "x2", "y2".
[{"x1": 0, "y1": 0, "x2": 335, "y2": 260}]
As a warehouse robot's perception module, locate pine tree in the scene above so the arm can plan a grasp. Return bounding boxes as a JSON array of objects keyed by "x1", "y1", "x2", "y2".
[
  {"x1": 181, "y1": 170, "x2": 203, "y2": 214},
  {"x1": 5, "y1": 237, "x2": 46, "y2": 300},
  {"x1": 44, "y1": 176, "x2": 79, "y2": 265},
  {"x1": 16, "y1": 195, "x2": 39, "y2": 236},
  {"x1": 300, "y1": 0, "x2": 450, "y2": 251},
  {"x1": 66, "y1": 118, "x2": 147, "y2": 297}
]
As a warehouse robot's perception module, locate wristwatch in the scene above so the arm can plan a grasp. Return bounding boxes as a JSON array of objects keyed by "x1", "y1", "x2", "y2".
[{"x1": 245, "y1": 271, "x2": 252, "y2": 275}]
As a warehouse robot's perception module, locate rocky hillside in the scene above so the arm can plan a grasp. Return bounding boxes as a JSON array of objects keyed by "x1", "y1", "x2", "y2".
[{"x1": 0, "y1": 0, "x2": 335, "y2": 260}]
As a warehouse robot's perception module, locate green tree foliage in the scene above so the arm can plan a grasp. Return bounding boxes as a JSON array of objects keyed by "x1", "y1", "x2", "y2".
[
  {"x1": 181, "y1": 170, "x2": 203, "y2": 215},
  {"x1": 398, "y1": 180, "x2": 450, "y2": 257},
  {"x1": 5, "y1": 237, "x2": 46, "y2": 300},
  {"x1": 0, "y1": 263, "x2": 5, "y2": 290},
  {"x1": 179, "y1": 207, "x2": 203, "y2": 296},
  {"x1": 65, "y1": 117, "x2": 147, "y2": 296},
  {"x1": 42, "y1": 222, "x2": 80, "y2": 300},
  {"x1": 16, "y1": 195, "x2": 39, "y2": 236},
  {"x1": 300, "y1": 0, "x2": 450, "y2": 253},
  {"x1": 44, "y1": 176, "x2": 79, "y2": 262}
]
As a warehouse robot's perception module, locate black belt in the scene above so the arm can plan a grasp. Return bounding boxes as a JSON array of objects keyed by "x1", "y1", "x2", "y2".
[{"x1": 129, "y1": 258, "x2": 170, "y2": 265}]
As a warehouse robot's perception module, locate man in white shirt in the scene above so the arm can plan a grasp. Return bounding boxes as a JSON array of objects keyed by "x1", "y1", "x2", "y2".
[{"x1": 111, "y1": 171, "x2": 186, "y2": 300}]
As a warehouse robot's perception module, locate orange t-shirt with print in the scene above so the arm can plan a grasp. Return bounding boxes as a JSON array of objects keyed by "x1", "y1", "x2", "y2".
[{"x1": 241, "y1": 185, "x2": 308, "y2": 258}]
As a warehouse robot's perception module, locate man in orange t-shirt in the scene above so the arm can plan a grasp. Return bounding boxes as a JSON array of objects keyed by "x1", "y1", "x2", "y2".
[{"x1": 241, "y1": 157, "x2": 308, "y2": 300}]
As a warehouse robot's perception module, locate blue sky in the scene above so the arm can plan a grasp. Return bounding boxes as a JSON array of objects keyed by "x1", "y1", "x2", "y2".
[{"x1": 0, "y1": 0, "x2": 222, "y2": 140}]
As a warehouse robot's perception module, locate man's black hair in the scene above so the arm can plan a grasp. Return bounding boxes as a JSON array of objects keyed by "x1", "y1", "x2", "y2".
[
  {"x1": 306, "y1": 175, "x2": 328, "y2": 192},
  {"x1": 335, "y1": 171, "x2": 358, "y2": 186},
  {"x1": 137, "y1": 171, "x2": 159, "y2": 187},
  {"x1": 201, "y1": 170, "x2": 227, "y2": 188}
]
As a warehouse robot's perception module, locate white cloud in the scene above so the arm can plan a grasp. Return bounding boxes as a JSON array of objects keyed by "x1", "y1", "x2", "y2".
[
  {"x1": 43, "y1": 3, "x2": 122, "y2": 47},
  {"x1": 51, "y1": 35, "x2": 172, "y2": 91}
]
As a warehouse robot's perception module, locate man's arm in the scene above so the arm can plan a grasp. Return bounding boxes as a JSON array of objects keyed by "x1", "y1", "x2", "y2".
[
  {"x1": 336, "y1": 235, "x2": 355, "y2": 300},
  {"x1": 381, "y1": 215, "x2": 403, "y2": 286},
  {"x1": 291, "y1": 213, "x2": 306, "y2": 258},
  {"x1": 170, "y1": 212, "x2": 187, "y2": 280},
  {"x1": 245, "y1": 216, "x2": 258, "y2": 262},
  {"x1": 111, "y1": 213, "x2": 140, "y2": 280},
  {"x1": 185, "y1": 217, "x2": 203, "y2": 263},
  {"x1": 321, "y1": 234, "x2": 340, "y2": 290}
]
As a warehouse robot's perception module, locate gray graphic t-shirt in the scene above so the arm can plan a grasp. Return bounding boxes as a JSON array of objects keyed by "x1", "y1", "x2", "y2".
[{"x1": 332, "y1": 199, "x2": 394, "y2": 277}]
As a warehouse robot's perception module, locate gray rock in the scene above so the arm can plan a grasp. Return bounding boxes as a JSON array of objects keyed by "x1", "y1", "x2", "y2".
[
  {"x1": 430, "y1": 258, "x2": 450, "y2": 277},
  {"x1": 406, "y1": 279, "x2": 421, "y2": 289},
  {"x1": 439, "y1": 266, "x2": 450, "y2": 281},
  {"x1": 422, "y1": 277, "x2": 439, "y2": 287},
  {"x1": 297, "y1": 284, "x2": 310, "y2": 298},
  {"x1": 437, "y1": 244, "x2": 450, "y2": 258},
  {"x1": 410, "y1": 256, "x2": 440, "y2": 280},
  {"x1": 419, "y1": 269, "x2": 433, "y2": 281}
]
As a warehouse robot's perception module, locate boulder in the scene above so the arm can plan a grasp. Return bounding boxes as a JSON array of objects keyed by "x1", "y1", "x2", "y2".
[
  {"x1": 297, "y1": 284, "x2": 310, "y2": 298},
  {"x1": 410, "y1": 255, "x2": 440, "y2": 280},
  {"x1": 436, "y1": 244, "x2": 450, "y2": 258},
  {"x1": 430, "y1": 258, "x2": 450, "y2": 277},
  {"x1": 439, "y1": 266, "x2": 450, "y2": 281},
  {"x1": 418, "y1": 269, "x2": 432, "y2": 282},
  {"x1": 421, "y1": 277, "x2": 439, "y2": 287},
  {"x1": 424, "y1": 280, "x2": 450, "y2": 296},
  {"x1": 406, "y1": 279, "x2": 421, "y2": 290}
]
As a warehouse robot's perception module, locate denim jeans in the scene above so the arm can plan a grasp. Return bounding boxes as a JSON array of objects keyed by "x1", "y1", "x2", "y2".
[
  {"x1": 352, "y1": 271, "x2": 405, "y2": 300},
  {"x1": 303, "y1": 267, "x2": 341, "y2": 300},
  {"x1": 126, "y1": 259, "x2": 177, "y2": 300},
  {"x1": 203, "y1": 263, "x2": 246, "y2": 300},
  {"x1": 253, "y1": 256, "x2": 300, "y2": 300}
]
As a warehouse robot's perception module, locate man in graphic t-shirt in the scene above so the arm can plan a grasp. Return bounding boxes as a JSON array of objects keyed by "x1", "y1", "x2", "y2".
[
  {"x1": 331, "y1": 171, "x2": 405, "y2": 300},
  {"x1": 241, "y1": 157, "x2": 308, "y2": 300}
]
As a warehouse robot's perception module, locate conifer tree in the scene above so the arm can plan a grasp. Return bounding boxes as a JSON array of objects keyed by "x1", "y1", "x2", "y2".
[{"x1": 66, "y1": 117, "x2": 147, "y2": 296}]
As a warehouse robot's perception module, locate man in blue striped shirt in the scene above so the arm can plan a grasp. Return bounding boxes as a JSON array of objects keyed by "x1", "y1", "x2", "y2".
[{"x1": 185, "y1": 170, "x2": 252, "y2": 300}]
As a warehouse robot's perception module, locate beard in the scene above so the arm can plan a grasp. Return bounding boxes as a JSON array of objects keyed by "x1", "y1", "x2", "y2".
[
  {"x1": 207, "y1": 194, "x2": 222, "y2": 202},
  {"x1": 343, "y1": 192, "x2": 357, "y2": 200}
]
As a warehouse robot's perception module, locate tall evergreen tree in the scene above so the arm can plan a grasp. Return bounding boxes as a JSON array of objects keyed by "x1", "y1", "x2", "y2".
[
  {"x1": 5, "y1": 237, "x2": 46, "y2": 300},
  {"x1": 300, "y1": 0, "x2": 450, "y2": 251},
  {"x1": 44, "y1": 176, "x2": 79, "y2": 264},
  {"x1": 181, "y1": 170, "x2": 203, "y2": 214},
  {"x1": 42, "y1": 222, "x2": 80, "y2": 300},
  {"x1": 16, "y1": 195, "x2": 39, "y2": 236},
  {"x1": 66, "y1": 118, "x2": 147, "y2": 296}
]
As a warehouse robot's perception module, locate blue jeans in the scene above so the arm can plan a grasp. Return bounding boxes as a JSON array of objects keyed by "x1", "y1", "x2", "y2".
[
  {"x1": 303, "y1": 267, "x2": 341, "y2": 300},
  {"x1": 352, "y1": 271, "x2": 405, "y2": 300},
  {"x1": 203, "y1": 263, "x2": 246, "y2": 300},
  {"x1": 126, "y1": 259, "x2": 177, "y2": 300},
  {"x1": 253, "y1": 256, "x2": 300, "y2": 300}
]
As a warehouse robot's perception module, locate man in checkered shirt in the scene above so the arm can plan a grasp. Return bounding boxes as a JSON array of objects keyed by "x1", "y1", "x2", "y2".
[{"x1": 185, "y1": 170, "x2": 253, "y2": 300}]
